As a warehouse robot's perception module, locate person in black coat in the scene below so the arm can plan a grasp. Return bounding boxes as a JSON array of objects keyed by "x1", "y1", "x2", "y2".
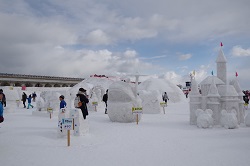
[
  {"x1": 22, "y1": 92, "x2": 27, "y2": 108},
  {"x1": 77, "y1": 88, "x2": 89, "y2": 119},
  {"x1": 102, "y1": 89, "x2": 108, "y2": 114}
]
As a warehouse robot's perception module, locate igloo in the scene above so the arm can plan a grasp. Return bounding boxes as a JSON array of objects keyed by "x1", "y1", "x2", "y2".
[{"x1": 107, "y1": 81, "x2": 142, "y2": 123}]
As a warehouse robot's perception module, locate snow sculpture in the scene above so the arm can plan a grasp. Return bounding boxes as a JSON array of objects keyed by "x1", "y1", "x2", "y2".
[
  {"x1": 196, "y1": 109, "x2": 213, "y2": 128},
  {"x1": 245, "y1": 112, "x2": 250, "y2": 127},
  {"x1": 220, "y1": 110, "x2": 238, "y2": 129},
  {"x1": 69, "y1": 109, "x2": 89, "y2": 136},
  {"x1": 189, "y1": 78, "x2": 201, "y2": 125},
  {"x1": 36, "y1": 97, "x2": 45, "y2": 111},
  {"x1": 57, "y1": 108, "x2": 89, "y2": 138},
  {"x1": 189, "y1": 45, "x2": 245, "y2": 126},
  {"x1": 139, "y1": 90, "x2": 161, "y2": 114},
  {"x1": 107, "y1": 81, "x2": 142, "y2": 123},
  {"x1": 88, "y1": 91, "x2": 99, "y2": 112}
]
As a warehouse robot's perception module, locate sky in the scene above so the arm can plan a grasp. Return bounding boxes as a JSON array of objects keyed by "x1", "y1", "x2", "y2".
[{"x1": 0, "y1": 0, "x2": 250, "y2": 89}]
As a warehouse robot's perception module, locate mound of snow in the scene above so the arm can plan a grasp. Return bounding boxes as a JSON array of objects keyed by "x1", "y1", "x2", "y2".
[
  {"x1": 107, "y1": 81, "x2": 142, "y2": 123},
  {"x1": 138, "y1": 78, "x2": 185, "y2": 103},
  {"x1": 196, "y1": 109, "x2": 213, "y2": 128},
  {"x1": 245, "y1": 111, "x2": 250, "y2": 127},
  {"x1": 220, "y1": 110, "x2": 238, "y2": 129}
]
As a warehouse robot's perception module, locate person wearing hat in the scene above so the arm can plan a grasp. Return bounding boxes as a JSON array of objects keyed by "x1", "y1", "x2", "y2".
[
  {"x1": 0, "y1": 92, "x2": 4, "y2": 123},
  {"x1": 76, "y1": 88, "x2": 89, "y2": 119},
  {"x1": 59, "y1": 95, "x2": 67, "y2": 109}
]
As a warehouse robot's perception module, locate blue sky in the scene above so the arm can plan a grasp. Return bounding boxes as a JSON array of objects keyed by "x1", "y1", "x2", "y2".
[{"x1": 0, "y1": 0, "x2": 250, "y2": 89}]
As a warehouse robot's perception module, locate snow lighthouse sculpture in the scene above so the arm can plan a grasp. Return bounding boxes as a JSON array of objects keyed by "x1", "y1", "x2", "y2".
[
  {"x1": 189, "y1": 43, "x2": 245, "y2": 128},
  {"x1": 107, "y1": 75, "x2": 142, "y2": 123}
]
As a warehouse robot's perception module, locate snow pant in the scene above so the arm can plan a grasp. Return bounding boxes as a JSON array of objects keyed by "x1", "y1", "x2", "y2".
[
  {"x1": 105, "y1": 102, "x2": 107, "y2": 114},
  {"x1": 23, "y1": 101, "x2": 26, "y2": 108},
  {"x1": 27, "y1": 103, "x2": 33, "y2": 109}
]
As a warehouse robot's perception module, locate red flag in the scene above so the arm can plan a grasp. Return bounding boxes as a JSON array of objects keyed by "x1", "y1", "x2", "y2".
[
  {"x1": 236, "y1": 72, "x2": 238, "y2": 77},
  {"x1": 220, "y1": 42, "x2": 223, "y2": 47}
]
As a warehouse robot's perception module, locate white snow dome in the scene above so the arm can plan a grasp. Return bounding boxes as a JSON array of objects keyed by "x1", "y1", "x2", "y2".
[{"x1": 138, "y1": 78, "x2": 185, "y2": 103}]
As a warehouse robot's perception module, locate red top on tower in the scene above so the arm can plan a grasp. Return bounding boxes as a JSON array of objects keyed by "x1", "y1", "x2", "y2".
[{"x1": 220, "y1": 42, "x2": 223, "y2": 47}]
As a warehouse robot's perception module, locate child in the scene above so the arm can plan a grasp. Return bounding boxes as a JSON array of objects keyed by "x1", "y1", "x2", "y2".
[
  {"x1": 59, "y1": 95, "x2": 67, "y2": 109},
  {"x1": 27, "y1": 95, "x2": 34, "y2": 109}
]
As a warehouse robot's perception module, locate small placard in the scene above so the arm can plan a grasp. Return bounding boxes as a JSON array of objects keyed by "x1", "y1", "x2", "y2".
[
  {"x1": 47, "y1": 107, "x2": 53, "y2": 113},
  {"x1": 92, "y1": 102, "x2": 98, "y2": 106},
  {"x1": 132, "y1": 107, "x2": 143, "y2": 114},
  {"x1": 160, "y1": 102, "x2": 167, "y2": 107},
  {"x1": 62, "y1": 118, "x2": 74, "y2": 130}
]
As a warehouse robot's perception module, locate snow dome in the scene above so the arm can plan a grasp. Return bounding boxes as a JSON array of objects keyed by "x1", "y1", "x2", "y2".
[{"x1": 138, "y1": 78, "x2": 186, "y2": 103}]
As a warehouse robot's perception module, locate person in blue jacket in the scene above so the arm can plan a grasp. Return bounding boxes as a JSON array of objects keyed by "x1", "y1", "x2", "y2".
[
  {"x1": 0, "y1": 92, "x2": 4, "y2": 123},
  {"x1": 59, "y1": 95, "x2": 67, "y2": 109},
  {"x1": 27, "y1": 94, "x2": 34, "y2": 109}
]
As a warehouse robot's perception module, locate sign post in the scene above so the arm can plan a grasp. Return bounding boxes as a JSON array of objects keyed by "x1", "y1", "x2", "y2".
[
  {"x1": 92, "y1": 102, "x2": 98, "y2": 112},
  {"x1": 62, "y1": 118, "x2": 74, "y2": 146},
  {"x1": 160, "y1": 102, "x2": 167, "y2": 114},
  {"x1": 47, "y1": 107, "x2": 53, "y2": 119},
  {"x1": 132, "y1": 107, "x2": 143, "y2": 125}
]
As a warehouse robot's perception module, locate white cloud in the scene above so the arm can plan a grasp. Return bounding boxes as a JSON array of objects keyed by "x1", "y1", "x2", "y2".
[
  {"x1": 179, "y1": 54, "x2": 192, "y2": 61},
  {"x1": 231, "y1": 46, "x2": 250, "y2": 57},
  {"x1": 140, "y1": 55, "x2": 167, "y2": 60},
  {"x1": 79, "y1": 29, "x2": 113, "y2": 45},
  {"x1": 124, "y1": 50, "x2": 137, "y2": 58}
]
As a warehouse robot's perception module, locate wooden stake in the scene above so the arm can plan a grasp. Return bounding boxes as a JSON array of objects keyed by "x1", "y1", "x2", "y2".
[
  {"x1": 136, "y1": 114, "x2": 139, "y2": 125},
  {"x1": 67, "y1": 130, "x2": 70, "y2": 146},
  {"x1": 163, "y1": 107, "x2": 165, "y2": 114},
  {"x1": 50, "y1": 113, "x2": 52, "y2": 119}
]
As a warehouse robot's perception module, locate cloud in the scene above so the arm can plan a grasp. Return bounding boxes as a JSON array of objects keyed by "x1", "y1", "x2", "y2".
[
  {"x1": 231, "y1": 46, "x2": 250, "y2": 57},
  {"x1": 78, "y1": 29, "x2": 113, "y2": 45},
  {"x1": 140, "y1": 55, "x2": 167, "y2": 60},
  {"x1": 178, "y1": 54, "x2": 192, "y2": 61}
]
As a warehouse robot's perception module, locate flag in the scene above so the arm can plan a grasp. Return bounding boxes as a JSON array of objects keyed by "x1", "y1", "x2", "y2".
[
  {"x1": 236, "y1": 72, "x2": 238, "y2": 77},
  {"x1": 220, "y1": 42, "x2": 223, "y2": 47},
  {"x1": 211, "y1": 70, "x2": 214, "y2": 76}
]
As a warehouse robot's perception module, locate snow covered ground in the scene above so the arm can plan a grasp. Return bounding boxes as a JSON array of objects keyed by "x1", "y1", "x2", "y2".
[{"x1": 1, "y1": 96, "x2": 250, "y2": 166}]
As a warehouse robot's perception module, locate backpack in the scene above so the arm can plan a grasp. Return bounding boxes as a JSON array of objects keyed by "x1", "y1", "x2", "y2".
[{"x1": 74, "y1": 96, "x2": 82, "y2": 108}]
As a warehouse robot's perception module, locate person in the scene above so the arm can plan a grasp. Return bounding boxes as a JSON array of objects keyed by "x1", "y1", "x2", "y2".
[
  {"x1": 59, "y1": 95, "x2": 67, "y2": 109},
  {"x1": 185, "y1": 91, "x2": 189, "y2": 98},
  {"x1": 76, "y1": 88, "x2": 89, "y2": 119},
  {"x1": 102, "y1": 89, "x2": 108, "y2": 114},
  {"x1": 22, "y1": 92, "x2": 27, "y2": 108},
  {"x1": 0, "y1": 89, "x2": 6, "y2": 107},
  {"x1": 0, "y1": 92, "x2": 4, "y2": 123},
  {"x1": 162, "y1": 92, "x2": 169, "y2": 103},
  {"x1": 27, "y1": 94, "x2": 34, "y2": 109},
  {"x1": 32, "y1": 92, "x2": 37, "y2": 102}
]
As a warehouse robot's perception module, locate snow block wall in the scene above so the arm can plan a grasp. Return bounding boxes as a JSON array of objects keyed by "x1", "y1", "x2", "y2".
[{"x1": 107, "y1": 81, "x2": 142, "y2": 123}]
